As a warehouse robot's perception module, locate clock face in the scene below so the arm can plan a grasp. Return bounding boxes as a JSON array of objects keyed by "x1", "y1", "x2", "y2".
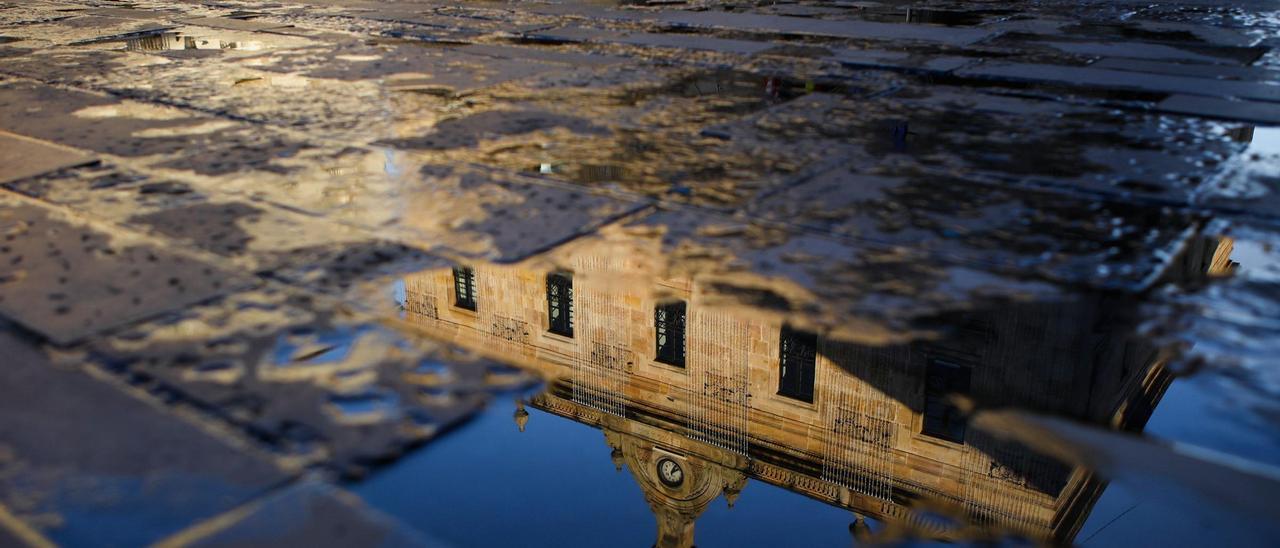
[{"x1": 656, "y1": 457, "x2": 684, "y2": 488}]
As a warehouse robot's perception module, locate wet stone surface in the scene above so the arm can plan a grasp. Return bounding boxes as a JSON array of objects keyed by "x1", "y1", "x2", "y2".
[
  {"x1": 79, "y1": 286, "x2": 535, "y2": 478},
  {"x1": 0, "y1": 1, "x2": 1279, "y2": 546},
  {"x1": 0, "y1": 194, "x2": 247, "y2": 344}
]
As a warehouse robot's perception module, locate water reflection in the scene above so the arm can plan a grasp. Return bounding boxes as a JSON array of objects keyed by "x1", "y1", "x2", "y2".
[{"x1": 386, "y1": 239, "x2": 1218, "y2": 545}]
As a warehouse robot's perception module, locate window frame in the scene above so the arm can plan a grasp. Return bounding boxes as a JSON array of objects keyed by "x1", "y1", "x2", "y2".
[
  {"x1": 546, "y1": 272, "x2": 574, "y2": 338},
  {"x1": 921, "y1": 358, "x2": 972, "y2": 444},
  {"x1": 777, "y1": 326, "x2": 817, "y2": 403},
  {"x1": 452, "y1": 266, "x2": 477, "y2": 311},
  {"x1": 654, "y1": 301, "x2": 687, "y2": 368}
]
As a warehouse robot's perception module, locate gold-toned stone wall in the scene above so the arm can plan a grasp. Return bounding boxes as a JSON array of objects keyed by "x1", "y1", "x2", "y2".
[{"x1": 398, "y1": 257, "x2": 1159, "y2": 539}]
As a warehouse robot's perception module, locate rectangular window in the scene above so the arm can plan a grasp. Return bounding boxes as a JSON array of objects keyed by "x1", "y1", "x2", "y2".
[
  {"x1": 452, "y1": 266, "x2": 476, "y2": 311},
  {"x1": 654, "y1": 301, "x2": 686, "y2": 367},
  {"x1": 922, "y1": 359, "x2": 971, "y2": 443},
  {"x1": 778, "y1": 326, "x2": 817, "y2": 402},
  {"x1": 546, "y1": 272, "x2": 573, "y2": 337}
]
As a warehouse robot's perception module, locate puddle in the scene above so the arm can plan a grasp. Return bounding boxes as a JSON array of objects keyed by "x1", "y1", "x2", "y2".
[
  {"x1": 333, "y1": 227, "x2": 1280, "y2": 545},
  {"x1": 76, "y1": 27, "x2": 314, "y2": 55}
]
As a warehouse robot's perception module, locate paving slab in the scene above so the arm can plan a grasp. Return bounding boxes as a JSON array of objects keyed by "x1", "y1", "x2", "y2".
[
  {"x1": 0, "y1": 131, "x2": 96, "y2": 185},
  {"x1": 10, "y1": 15, "x2": 174, "y2": 46},
  {"x1": 1091, "y1": 57, "x2": 1279, "y2": 81},
  {"x1": 167, "y1": 480, "x2": 437, "y2": 547},
  {"x1": 81, "y1": 287, "x2": 535, "y2": 478},
  {"x1": 455, "y1": 43, "x2": 625, "y2": 67},
  {"x1": 0, "y1": 80, "x2": 316, "y2": 176},
  {"x1": 84, "y1": 8, "x2": 181, "y2": 21},
  {"x1": 625, "y1": 208, "x2": 1067, "y2": 343},
  {"x1": 249, "y1": 41, "x2": 569, "y2": 95},
  {"x1": 377, "y1": 68, "x2": 888, "y2": 209},
  {"x1": 82, "y1": 61, "x2": 390, "y2": 140},
  {"x1": 0, "y1": 47, "x2": 144, "y2": 86},
  {"x1": 527, "y1": 5, "x2": 994, "y2": 46},
  {"x1": 647, "y1": 10, "x2": 995, "y2": 45},
  {"x1": 1, "y1": 167, "x2": 396, "y2": 277},
  {"x1": 704, "y1": 84, "x2": 1239, "y2": 204},
  {"x1": 1057, "y1": 19, "x2": 1261, "y2": 48},
  {"x1": 389, "y1": 164, "x2": 648, "y2": 262},
  {"x1": 180, "y1": 16, "x2": 293, "y2": 33},
  {"x1": 1035, "y1": 40, "x2": 1260, "y2": 65},
  {"x1": 1155, "y1": 94, "x2": 1280, "y2": 125},
  {"x1": 828, "y1": 48, "x2": 976, "y2": 74},
  {"x1": 0, "y1": 194, "x2": 248, "y2": 344},
  {"x1": 528, "y1": 26, "x2": 776, "y2": 56},
  {"x1": 956, "y1": 62, "x2": 1280, "y2": 103},
  {"x1": 749, "y1": 165, "x2": 1197, "y2": 290},
  {"x1": 0, "y1": 326, "x2": 288, "y2": 547},
  {"x1": 265, "y1": 239, "x2": 450, "y2": 296}
]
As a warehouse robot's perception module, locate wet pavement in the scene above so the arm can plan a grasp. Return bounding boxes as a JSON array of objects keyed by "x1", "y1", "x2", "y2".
[{"x1": 0, "y1": 0, "x2": 1279, "y2": 546}]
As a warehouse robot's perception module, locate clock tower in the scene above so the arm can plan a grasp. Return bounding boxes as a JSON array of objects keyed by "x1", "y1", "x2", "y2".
[{"x1": 603, "y1": 430, "x2": 748, "y2": 548}]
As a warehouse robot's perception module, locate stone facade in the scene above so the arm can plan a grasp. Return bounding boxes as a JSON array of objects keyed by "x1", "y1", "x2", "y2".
[{"x1": 398, "y1": 249, "x2": 1170, "y2": 545}]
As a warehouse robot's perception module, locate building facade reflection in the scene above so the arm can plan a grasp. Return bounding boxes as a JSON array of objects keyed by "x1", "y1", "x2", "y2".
[{"x1": 398, "y1": 251, "x2": 1172, "y2": 546}]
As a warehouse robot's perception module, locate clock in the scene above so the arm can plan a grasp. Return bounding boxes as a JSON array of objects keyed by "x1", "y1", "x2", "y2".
[{"x1": 656, "y1": 457, "x2": 684, "y2": 488}]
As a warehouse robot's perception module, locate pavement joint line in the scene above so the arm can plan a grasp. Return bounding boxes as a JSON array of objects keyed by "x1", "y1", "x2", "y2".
[
  {"x1": 77, "y1": 347, "x2": 315, "y2": 477},
  {"x1": 0, "y1": 501, "x2": 54, "y2": 548},
  {"x1": 0, "y1": 186, "x2": 255, "y2": 281},
  {"x1": 151, "y1": 491, "x2": 264, "y2": 548}
]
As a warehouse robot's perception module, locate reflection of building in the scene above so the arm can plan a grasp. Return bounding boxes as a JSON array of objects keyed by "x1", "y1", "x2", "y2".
[
  {"x1": 398, "y1": 251, "x2": 1171, "y2": 545},
  {"x1": 125, "y1": 31, "x2": 262, "y2": 51}
]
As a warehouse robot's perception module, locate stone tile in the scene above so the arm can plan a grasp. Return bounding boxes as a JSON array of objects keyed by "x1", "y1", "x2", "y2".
[
  {"x1": 526, "y1": 6, "x2": 994, "y2": 46},
  {"x1": 180, "y1": 16, "x2": 293, "y2": 33},
  {"x1": 390, "y1": 164, "x2": 649, "y2": 261},
  {"x1": 530, "y1": 26, "x2": 776, "y2": 56},
  {"x1": 3, "y1": 163, "x2": 211, "y2": 222},
  {"x1": 81, "y1": 287, "x2": 536, "y2": 477},
  {"x1": 0, "y1": 326, "x2": 287, "y2": 547},
  {"x1": 1091, "y1": 58, "x2": 1279, "y2": 81},
  {"x1": 0, "y1": 194, "x2": 247, "y2": 344},
  {"x1": 2, "y1": 164, "x2": 390, "y2": 275},
  {"x1": 0, "y1": 80, "x2": 314, "y2": 176},
  {"x1": 646, "y1": 10, "x2": 993, "y2": 45},
  {"x1": 0, "y1": 131, "x2": 96, "y2": 185},
  {"x1": 0, "y1": 47, "x2": 146, "y2": 86},
  {"x1": 956, "y1": 62, "x2": 1280, "y2": 103},
  {"x1": 1036, "y1": 40, "x2": 1259, "y2": 65},
  {"x1": 381, "y1": 68, "x2": 883, "y2": 209},
  {"x1": 829, "y1": 49, "x2": 976, "y2": 74},
  {"x1": 1156, "y1": 95, "x2": 1280, "y2": 125},
  {"x1": 84, "y1": 60, "x2": 389, "y2": 140},
  {"x1": 169, "y1": 480, "x2": 438, "y2": 547},
  {"x1": 7, "y1": 15, "x2": 173, "y2": 46},
  {"x1": 625, "y1": 208, "x2": 1067, "y2": 343},
  {"x1": 124, "y1": 200, "x2": 380, "y2": 272},
  {"x1": 265, "y1": 240, "x2": 450, "y2": 296},
  {"x1": 454, "y1": 43, "x2": 626, "y2": 67},
  {"x1": 249, "y1": 41, "x2": 569, "y2": 95},
  {"x1": 749, "y1": 165, "x2": 1197, "y2": 290},
  {"x1": 84, "y1": 7, "x2": 182, "y2": 21}
]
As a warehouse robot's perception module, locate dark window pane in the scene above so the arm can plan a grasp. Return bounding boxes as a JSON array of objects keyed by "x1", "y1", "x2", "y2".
[
  {"x1": 452, "y1": 266, "x2": 476, "y2": 311},
  {"x1": 922, "y1": 359, "x2": 971, "y2": 443},
  {"x1": 778, "y1": 326, "x2": 817, "y2": 402},
  {"x1": 654, "y1": 301, "x2": 686, "y2": 367},
  {"x1": 546, "y1": 273, "x2": 574, "y2": 337}
]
